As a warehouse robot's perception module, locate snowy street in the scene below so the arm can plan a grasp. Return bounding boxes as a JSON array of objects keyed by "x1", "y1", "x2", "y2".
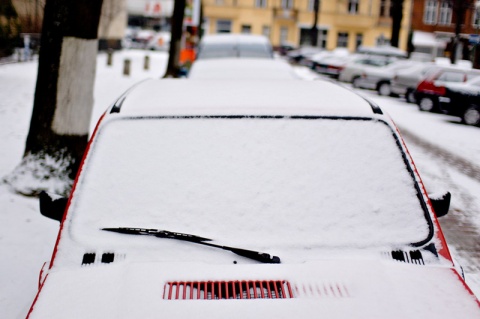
[{"x1": 1, "y1": 51, "x2": 480, "y2": 318}]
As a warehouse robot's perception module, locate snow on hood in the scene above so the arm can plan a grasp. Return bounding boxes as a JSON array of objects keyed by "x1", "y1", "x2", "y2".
[{"x1": 29, "y1": 260, "x2": 480, "y2": 319}]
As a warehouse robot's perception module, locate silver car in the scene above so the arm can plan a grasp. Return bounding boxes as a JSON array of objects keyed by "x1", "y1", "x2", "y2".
[{"x1": 391, "y1": 63, "x2": 439, "y2": 103}]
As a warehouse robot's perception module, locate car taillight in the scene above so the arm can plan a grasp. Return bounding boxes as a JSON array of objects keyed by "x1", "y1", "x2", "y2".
[
  {"x1": 417, "y1": 80, "x2": 446, "y2": 95},
  {"x1": 437, "y1": 86, "x2": 446, "y2": 96}
]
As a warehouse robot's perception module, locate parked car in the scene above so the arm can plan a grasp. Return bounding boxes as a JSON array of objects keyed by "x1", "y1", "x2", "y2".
[
  {"x1": 196, "y1": 34, "x2": 274, "y2": 60},
  {"x1": 28, "y1": 79, "x2": 479, "y2": 318},
  {"x1": 309, "y1": 48, "x2": 352, "y2": 78},
  {"x1": 414, "y1": 66, "x2": 480, "y2": 112},
  {"x1": 338, "y1": 56, "x2": 395, "y2": 84},
  {"x1": 439, "y1": 76, "x2": 480, "y2": 126},
  {"x1": 188, "y1": 58, "x2": 298, "y2": 80},
  {"x1": 285, "y1": 46, "x2": 324, "y2": 66},
  {"x1": 391, "y1": 63, "x2": 440, "y2": 103},
  {"x1": 350, "y1": 60, "x2": 421, "y2": 96},
  {"x1": 356, "y1": 44, "x2": 408, "y2": 59}
]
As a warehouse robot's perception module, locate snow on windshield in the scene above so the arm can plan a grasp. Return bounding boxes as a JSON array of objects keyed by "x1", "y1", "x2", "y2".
[{"x1": 68, "y1": 117, "x2": 430, "y2": 252}]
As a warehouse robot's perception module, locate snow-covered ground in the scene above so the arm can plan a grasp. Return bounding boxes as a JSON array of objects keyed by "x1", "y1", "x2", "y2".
[{"x1": 1, "y1": 51, "x2": 479, "y2": 318}]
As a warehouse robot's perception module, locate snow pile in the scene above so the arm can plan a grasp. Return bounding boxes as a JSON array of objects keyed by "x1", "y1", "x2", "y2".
[{"x1": 4, "y1": 150, "x2": 73, "y2": 196}]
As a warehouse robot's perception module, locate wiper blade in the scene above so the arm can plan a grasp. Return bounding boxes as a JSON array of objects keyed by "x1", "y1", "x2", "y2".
[
  {"x1": 102, "y1": 227, "x2": 281, "y2": 264},
  {"x1": 102, "y1": 227, "x2": 212, "y2": 242}
]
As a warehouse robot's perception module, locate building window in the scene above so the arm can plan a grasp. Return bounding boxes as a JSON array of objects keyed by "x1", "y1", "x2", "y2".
[
  {"x1": 473, "y1": 7, "x2": 480, "y2": 26},
  {"x1": 281, "y1": 0, "x2": 294, "y2": 10},
  {"x1": 379, "y1": 0, "x2": 390, "y2": 17},
  {"x1": 216, "y1": 20, "x2": 232, "y2": 33},
  {"x1": 318, "y1": 29, "x2": 328, "y2": 48},
  {"x1": 356, "y1": 33, "x2": 363, "y2": 49},
  {"x1": 262, "y1": 26, "x2": 271, "y2": 38},
  {"x1": 348, "y1": 0, "x2": 359, "y2": 14},
  {"x1": 438, "y1": 1, "x2": 452, "y2": 25},
  {"x1": 241, "y1": 25, "x2": 252, "y2": 34},
  {"x1": 423, "y1": 0, "x2": 438, "y2": 25},
  {"x1": 255, "y1": 0, "x2": 267, "y2": 8},
  {"x1": 215, "y1": 0, "x2": 224, "y2": 5},
  {"x1": 280, "y1": 26, "x2": 289, "y2": 43},
  {"x1": 307, "y1": 0, "x2": 315, "y2": 11},
  {"x1": 337, "y1": 32, "x2": 349, "y2": 48}
]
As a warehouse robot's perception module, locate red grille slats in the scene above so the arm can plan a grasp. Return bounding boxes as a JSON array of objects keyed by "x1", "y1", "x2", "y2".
[{"x1": 164, "y1": 280, "x2": 294, "y2": 300}]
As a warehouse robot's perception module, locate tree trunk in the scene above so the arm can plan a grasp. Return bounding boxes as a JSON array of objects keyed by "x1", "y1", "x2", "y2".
[
  {"x1": 450, "y1": 0, "x2": 472, "y2": 63},
  {"x1": 390, "y1": 0, "x2": 404, "y2": 48},
  {"x1": 164, "y1": 0, "x2": 186, "y2": 78},
  {"x1": 310, "y1": 0, "x2": 320, "y2": 47},
  {"x1": 6, "y1": 0, "x2": 103, "y2": 196}
]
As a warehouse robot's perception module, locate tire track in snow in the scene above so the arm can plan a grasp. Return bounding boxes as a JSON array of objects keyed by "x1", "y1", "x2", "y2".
[
  {"x1": 399, "y1": 125, "x2": 480, "y2": 287},
  {"x1": 398, "y1": 126, "x2": 480, "y2": 182}
]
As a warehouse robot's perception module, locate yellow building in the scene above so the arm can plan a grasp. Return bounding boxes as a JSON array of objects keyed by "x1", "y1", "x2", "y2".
[{"x1": 202, "y1": 0, "x2": 412, "y2": 52}]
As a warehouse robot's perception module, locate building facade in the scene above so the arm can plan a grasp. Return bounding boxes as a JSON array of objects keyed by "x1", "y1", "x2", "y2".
[
  {"x1": 410, "y1": 0, "x2": 479, "y2": 59},
  {"x1": 202, "y1": 0, "x2": 412, "y2": 51}
]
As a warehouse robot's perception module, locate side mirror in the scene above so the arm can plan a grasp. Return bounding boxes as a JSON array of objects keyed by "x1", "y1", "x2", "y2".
[
  {"x1": 429, "y1": 192, "x2": 451, "y2": 218},
  {"x1": 39, "y1": 191, "x2": 68, "y2": 222}
]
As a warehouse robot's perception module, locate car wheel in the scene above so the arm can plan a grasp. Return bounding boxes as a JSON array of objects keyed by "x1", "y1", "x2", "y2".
[
  {"x1": 462, "y1": 106, "x2": 480, "y2": 126},
  {"x1": 352, "y1": 76, "x2": 361, "y2": 88},
  {"x1": 377, "y1": 82, "x2": 391, "y2": 96},
  {"x1": 418, "y1": 96, "x2": 436, "y2": 112},
  {"x1": 406, "y1": 89, "x2": 416, "y2": 104}
]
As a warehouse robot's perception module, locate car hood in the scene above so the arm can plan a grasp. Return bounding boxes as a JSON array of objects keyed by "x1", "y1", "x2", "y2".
[{"x1": 29, "y1": 259, "x2": 479, "y2": 319}]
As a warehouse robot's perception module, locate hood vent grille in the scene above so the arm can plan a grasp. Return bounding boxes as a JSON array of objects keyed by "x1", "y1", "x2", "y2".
[
  {"x1": 164, "y1": 280, "x2": 294, "y2": 300},
  {"x1": 391, "y1": 250, "x2": 424, "y2": 265}
]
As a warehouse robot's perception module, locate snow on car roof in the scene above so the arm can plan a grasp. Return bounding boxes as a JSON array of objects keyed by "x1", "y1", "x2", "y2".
[
  {"x1": 116, "y1": 79, "x2": 379, "y2": 117},
  {"x1": 200, "y1": 33, "x2": 271, "y2": 44},
  {"x1": 187, "y1": 58, "x2": 298, "y2": 80}
]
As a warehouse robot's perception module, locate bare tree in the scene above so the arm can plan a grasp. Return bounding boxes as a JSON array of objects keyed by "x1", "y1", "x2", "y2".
[
  {"x1": 310, "y1": 0, "x2": 320, "y2": 47},
  {"x1": 98, "y1": 0, "x2": 125, "y2": 47},
  {"x1": 390, "y1": 0, "x2": 404, "y2": 47},
  {"x1": 447, "y1": 0, "x2": 475, "y2": 63},
  {"x1": 164, "y1": 0, "x2": 186, "y2": 78},
  {"x1": 5, "y1": 0, "x2": 103, "y2": 196}
]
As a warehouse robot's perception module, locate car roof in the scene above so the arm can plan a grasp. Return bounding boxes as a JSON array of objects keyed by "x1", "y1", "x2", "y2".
[
  {"x1": 111, "y1": 79, "x2": 382, "y2": 117},
  {"x1": 199, "y1": 33, "x2": 271, "y2": 45},
  {"x1": 188, "y1": 58, "x2": 298, "y2": 80}
]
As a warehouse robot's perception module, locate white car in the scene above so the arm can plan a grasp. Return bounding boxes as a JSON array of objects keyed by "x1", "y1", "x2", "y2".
[
  {"x1": 196, "y1": 34, "x2": 273, "y2": 60},
  {"x1": 391, "y1": 63, "x2": 440, "y2": 103},
  {"x1": 29, "y1": 79, "x2": 480, "y2": 319},
  {"x1": 338, "y1": 56, "x2": 394, "y2": 83},
  {"x1": 188, "y1": 58, "x2": 298, "y2": 80},
  {"x1": 350, "y1": 60, "x2": 422, "y2": 96}
]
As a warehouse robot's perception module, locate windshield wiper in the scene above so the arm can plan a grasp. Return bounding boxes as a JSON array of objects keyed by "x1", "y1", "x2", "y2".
[{"x1": 102, "y1": 227, "x2": 281, "y2": 264}]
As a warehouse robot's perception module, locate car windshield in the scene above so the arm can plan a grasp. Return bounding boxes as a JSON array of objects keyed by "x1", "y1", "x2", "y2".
[{"x1": 69, "y1": 117, "x2": 431, "y2": 255}]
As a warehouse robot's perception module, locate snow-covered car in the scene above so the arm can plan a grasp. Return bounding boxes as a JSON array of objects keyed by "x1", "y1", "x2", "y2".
[
  {"x1": 351, "y1": 60, "x2": 421, "y2": 96},
  {"x1": 196, "y1": 34, "x2": 273, "y2": 60},
  {"x1": 338, "y1": 56, "x2": 394, "y2": 84},
  {"x1": 29, "y1": 79, "x2": 480, "y2": 319},
  {"x1": 310, "y1": 49, "x2": 352, "y2": 78},
  {"x1": 438, "y1": 76, "x2": 480, "y2": 126},
  {"x1": 415, "y1": 66, "x2": 480, "y2": 112},
  {"x1": 286, "y1": 46, "x2": 324, "y2": 66},
  {"x1": 391, "y1": 63, "x2": 440, "y2": 103},
  {"x1": 188, "y1": 58, "x2": 298, "y2": 80},
  {"x1": 356, "y1": 44, "x2": 408, "y2": 59}
]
